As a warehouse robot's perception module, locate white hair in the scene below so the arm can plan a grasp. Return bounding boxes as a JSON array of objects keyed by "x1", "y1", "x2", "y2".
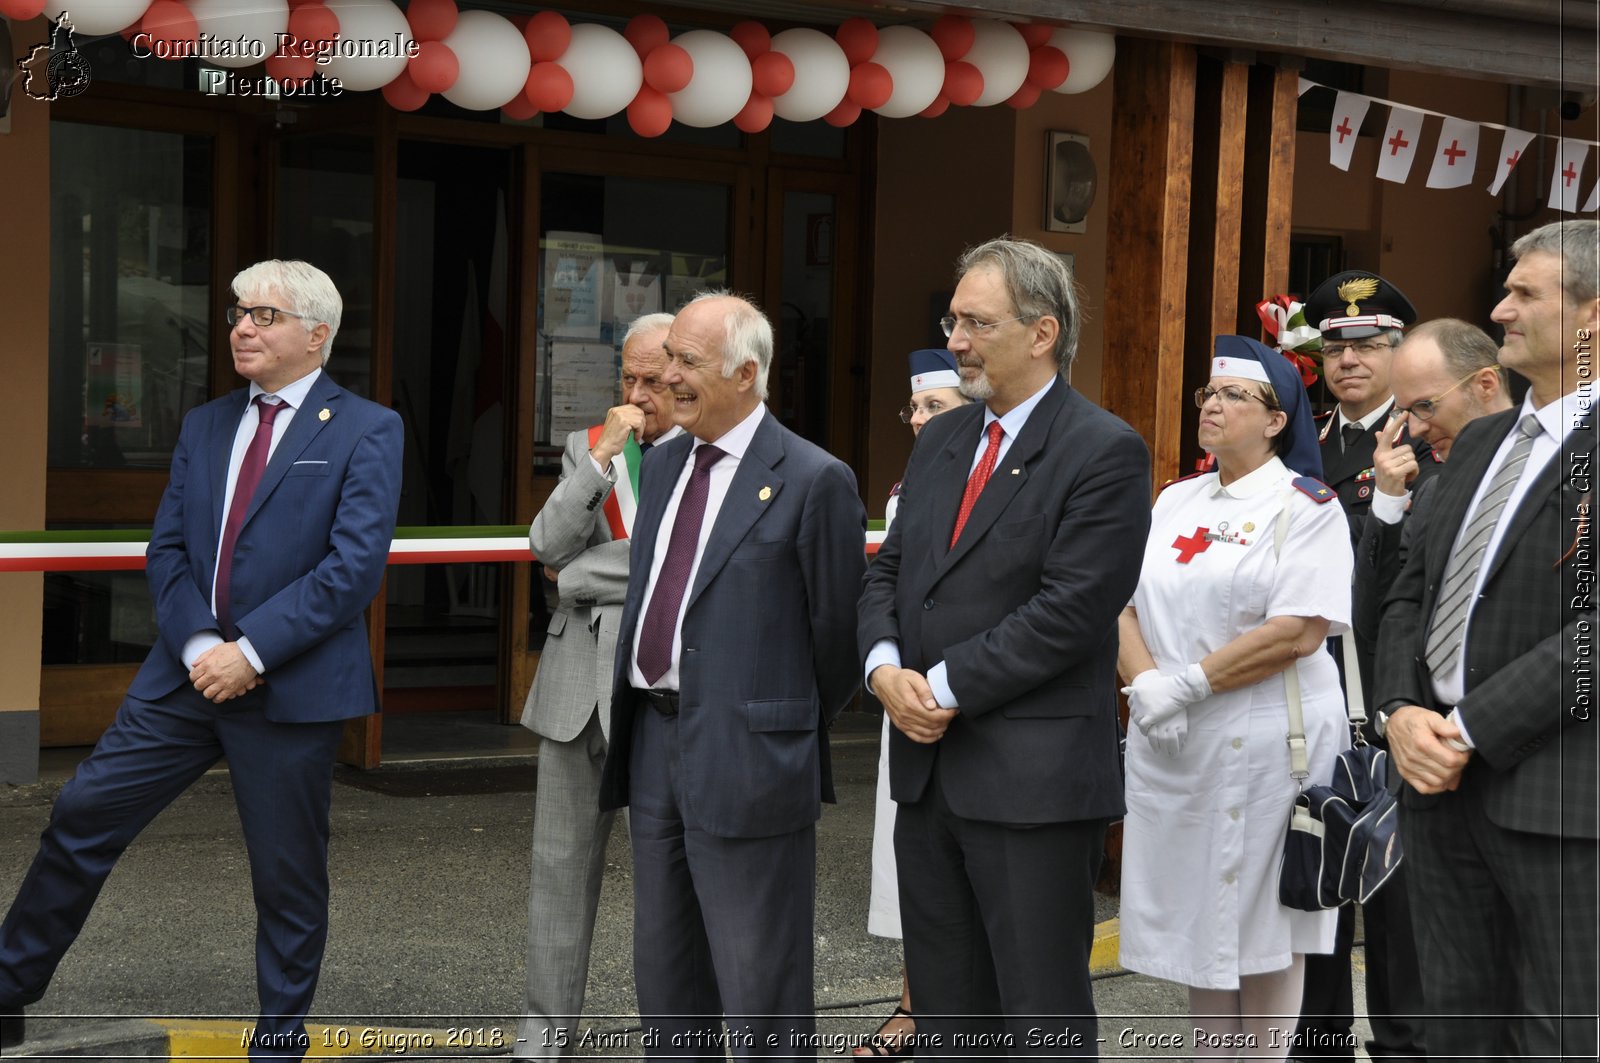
[{"x1": 231, "y1": 260, "x2": 342, "y2": 364}]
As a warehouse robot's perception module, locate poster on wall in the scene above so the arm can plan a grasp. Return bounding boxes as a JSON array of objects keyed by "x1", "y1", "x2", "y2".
[
  {"x1": 543, "y1": 232, "x2": 604, "y2": 339},
  {"x1": 87, "y1": 343, "x2": 142, "y2": 429},
  {"x1": 610, "y1": 257, "x2": 663, "y2": 331},
  {"x1": 548, "y1": 341, "x2": 618, "y2": 440}
]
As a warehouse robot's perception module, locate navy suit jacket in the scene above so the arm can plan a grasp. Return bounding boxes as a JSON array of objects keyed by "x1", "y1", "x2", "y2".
[
  {"x1": 857, "y1": 378, "x2": 1150, "y2": 825},
  {"x1": 598, "y1": 409, "x2": 867, "y2": 838},
  {"x1": 129, "y1": 372, "x2": 404, "y2": 723}
]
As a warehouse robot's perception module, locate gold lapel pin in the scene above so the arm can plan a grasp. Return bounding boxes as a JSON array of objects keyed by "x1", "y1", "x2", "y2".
[
  {"x1": 759, "y1": 486, "x2": 773, "y2": 501},
  {"x1": 318, "y1": 408, "x2": 332, "y2": 422},
  {"x1": 1010, "y1": 468, "x2": 1020, "y2": 475},
  {"x1": 1243, "y1": 521, "x2": 1256, "y2": 532}
]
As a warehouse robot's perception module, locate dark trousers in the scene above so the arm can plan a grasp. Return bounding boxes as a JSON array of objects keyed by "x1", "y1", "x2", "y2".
[
  {"x1": 1294, "y1": 899, "x2": 1355, "y2": 1059},
  {"x1": 1401, "y1": 784, "x2": 1599, "y2": 1063},
  {"x1": 895, "y1": 754, "x2": 1105, "y2": 1059},
  {"x1": 1361, "y1": 864, "x2": 1427, "y2": 1058},
  {"x1": 0, "y1": 686, "x2": 344, "y2": 1061},
  {"x1": 627, "y1": 702, "x2": 817, "y2": 1061}
]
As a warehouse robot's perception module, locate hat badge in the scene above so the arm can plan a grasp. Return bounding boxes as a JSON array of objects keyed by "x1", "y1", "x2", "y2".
[{"x1": 1336, "y1": 276, "x2": 1379, "y2": 317}]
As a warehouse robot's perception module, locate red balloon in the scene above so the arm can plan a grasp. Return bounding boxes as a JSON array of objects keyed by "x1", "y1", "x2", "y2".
[
  {"x1": 733, "y1": 91, "x2": 773, "y2": 134},
  {"x1": 751, "y1": 50, "x2": 794, "y2": 98},
  {"x1": 288, "y1": 3, "x2": 339, "y2": 50},
  {"x1": 140, "y1": 0, "x2": 199, "y2": 53},
  {"x1": 627, "y1": 87, "x2": 673, "y2": 138},
  {"x1": 382, "y1": 71, "x2": 430, "y2": 112},
  {"x1": 728, "y1": 21, "x2": 770, "y2": 59},
  {"x1": 1005, "y1": 82, "x2": 1041, "y2": 109},
  {"x1": 929, "y1": 15, "x2": 974, "y2": 61},
  {"x1": 942, "y1": 60, "x2": 983, "y2": 106},
  {"x1": 919, "y1": 95, "x2": 951, "y2": 118},
  {"x1": 502, "y1": 95, "x2": 538, "y2": 121},
  {"x1": 524, "y1": 61, "x2": 574, "y2": 113},
  {"x1": 835, "y1": 18, "x2": 877, "y2": 65},
  {"x1": 643, "y1": 43, "x2": 692, "y2": 94},
  {"x1": 1026, "y1": 45, "x2": 1069, "y2": 90},
  {"x1": 0, "y1": 0, "x2": 45, "y2": 16},
  {"x1": 524, "y1": 10, "x2": 571, "y2": 62},
  {"x1": 409, "y1": 41, "x2": 458, "y2": 94},
  {"x1": 1016, "y1": 24, "x2": 1053, "y2": 49},
  {"x1": 847, "y1": 61, "x2": 892, "y2": 110},
  {"x1": 266, "y1": 52, "x2": 317, "y2": 87},
  {"x1": 823, "y1": 100, "x2": 861, "y2": 127},
  {"x1": 623, "y1": 14, "x2": 669, "y2": 58},
  {"x1": 405, "y1": 0, "x2": 456, "y2": 43}
]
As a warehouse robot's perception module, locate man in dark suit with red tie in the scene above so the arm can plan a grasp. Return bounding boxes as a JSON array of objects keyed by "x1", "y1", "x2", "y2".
[
  {"x1": 857, "y1": 237, "x2": 1151, "y2": 1056},
  {"x1": 598, "y1": 292, "x2": 865, "y2": 1058},
  {"x1": 0, "y1": 261, "x2": 402, "y2": 1058},
  {"x1": 1376, "y1": 219, "x2": 1598, "y2": 1061}
]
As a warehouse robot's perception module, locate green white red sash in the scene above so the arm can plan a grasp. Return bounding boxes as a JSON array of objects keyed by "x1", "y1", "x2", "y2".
[{"x1": 587, "y1": 423, "x2": 642, "y2": 540}]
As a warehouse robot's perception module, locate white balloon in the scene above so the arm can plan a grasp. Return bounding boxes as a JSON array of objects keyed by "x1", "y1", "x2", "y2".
[
  {"x1": 320, "y1": 0, "x2": 413, "y2": 92},
  {"x1": 184, "y1": 0, "x2": 287, "y2": 70},
  {"x1": 558, "y1": 23, "x2": 642, "y2": 121},
  {"x1": 667, "y1": 30, "x2": 750, "y2": 128},
  {"x1": 965, "y1": 19, "x2": 1028, "y2": 106},
  {"x1": 1049, "y1": 28, "x2": 1117, "y2": 94},
  {"x1": 870, "y1": 25, "x2": 943, "y2": 119},
  {"x1": 440, "y1": 10, "x2": 530, "y2": 111},
  {"x1": 43, "y1": 1, "x2": 151, "y2": 38},
  {"x1": 769, "y1": 27, "x2": 848, "y2": 123}
]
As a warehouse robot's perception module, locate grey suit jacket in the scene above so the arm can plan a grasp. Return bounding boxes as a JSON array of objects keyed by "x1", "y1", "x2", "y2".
[
  {"x1": 1375, "y1": 407, "x2": 1597, "y2": 839},
  {"x1": 521, "y1": 429, "x2": 631, "y2": 743},
  {"x1": 598, "y1": 409, "x2": 867, "y2": 838}
]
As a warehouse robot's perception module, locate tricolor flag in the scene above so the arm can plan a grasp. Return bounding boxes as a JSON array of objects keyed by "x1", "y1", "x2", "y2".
[
  {"x1": 1549, "y1": 140, "x2": 1590, "y2": 213},
  {"x1": 1488, "y1": 128, "x2": 1536, "y2": 196},
  {"x1": 1328, "y1": 92, "x2": 1371, "y2": 171},
  {"x1": 1376, "y1": 106, "x2": 1424, "y2": 184},
  {"x1": 1425, "y1": 117, "x2": 1479, "y2": 189}
]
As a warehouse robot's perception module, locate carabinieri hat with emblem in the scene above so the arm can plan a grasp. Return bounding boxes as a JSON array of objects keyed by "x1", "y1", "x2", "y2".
[{"x1": 1303, "y1": 270, "x2": 1417, "y2": 341}]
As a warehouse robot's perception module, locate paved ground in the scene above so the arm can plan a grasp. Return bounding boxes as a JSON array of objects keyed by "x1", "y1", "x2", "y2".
[{"x1": 0, "y1": 709, "x2": 1372, "y2": 1059}]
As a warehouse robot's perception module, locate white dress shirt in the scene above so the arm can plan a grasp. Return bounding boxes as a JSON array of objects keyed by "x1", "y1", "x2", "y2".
[
  {"x1": 865, "y1": 377, "x2": 1057, "y2": 708},
  {"x1": 181, "y1": 368, "x2": 323, "y2": 676},
  {"x1": 628, "y1": 403, "x2": 767, "y2": 692}
]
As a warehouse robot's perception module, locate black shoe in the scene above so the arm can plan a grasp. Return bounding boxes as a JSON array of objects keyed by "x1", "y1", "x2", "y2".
[{"x1": 0, "y1": 1007, "x2": 24, "y2": 1049}]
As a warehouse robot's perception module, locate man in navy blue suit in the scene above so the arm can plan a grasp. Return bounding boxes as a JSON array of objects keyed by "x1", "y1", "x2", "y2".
[
  {"x1": 0, "y1": 260, "x2": 403, "y2": 1059},
  {"x1": 598, "y1": 292, "x2": 865, "y2": 1058}
]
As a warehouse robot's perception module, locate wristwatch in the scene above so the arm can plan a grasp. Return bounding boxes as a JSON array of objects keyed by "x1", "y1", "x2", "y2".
[{"x1": 1374, "y1": 710, "x2": 1390, "y2": 738}]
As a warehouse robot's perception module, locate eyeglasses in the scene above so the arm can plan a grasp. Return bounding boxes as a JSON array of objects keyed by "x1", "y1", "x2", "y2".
[
  {"x1": 1321, "y1": 339, "x2": 1393, "y2": 359},
  {"x1": 226, "y1": 304, "x2": 305, "y2": 328},
  {"x1": 939, "y1": 314, "x2": 1030, "y2": 339},
  {"x1": 898, "y1": 398, "x2": 958, "y2": 423},
  {"x1": 1394, "y1": 366, "x2": 1494, "y2": 422},
  {"x1": 1194, "y1": 385, "x2": 1278, "y2": 410}
]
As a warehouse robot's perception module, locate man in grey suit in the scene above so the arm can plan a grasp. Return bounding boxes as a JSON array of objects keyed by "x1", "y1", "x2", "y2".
[
  {"x1": 598, "y1": 292, "x2": 866, "y2": 1059},
  {"x1": 516, "y1": 313, "x2": 680, "y2": 1059},
  {"x1": 1375, "y1": 219, "x2": 1598, "y2": 1061}
]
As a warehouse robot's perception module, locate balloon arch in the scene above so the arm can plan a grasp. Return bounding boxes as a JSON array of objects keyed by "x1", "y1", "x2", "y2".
[{"x1": 1, "y1": 0, "x2": 1116, "y2": 135}]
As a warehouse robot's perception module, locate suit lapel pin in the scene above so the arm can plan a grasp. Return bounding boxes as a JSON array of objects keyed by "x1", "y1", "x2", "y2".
[
  {"x1": 1010, "y1": 468, "x2": 1020, "y2": 475},
  {"x1": 318, "y1": 408, "x2": 332, "y2": 422},
  {"x1": 759, "y1": 486, "x2": 773, "y2": 501}
]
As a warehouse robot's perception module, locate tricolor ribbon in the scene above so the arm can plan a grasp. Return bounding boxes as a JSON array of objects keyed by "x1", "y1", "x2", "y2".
[{"x1": 1255, "y1": 295, "x2": 1322, "y2": 387}]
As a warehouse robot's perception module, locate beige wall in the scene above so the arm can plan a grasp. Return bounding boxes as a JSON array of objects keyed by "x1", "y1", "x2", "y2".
[
  {"x1": 865, "y1": 75, "x2": 1115, "y2": 513},
  {"x1": 0, "y1": 13, "x2": 51, "y2": 780}
]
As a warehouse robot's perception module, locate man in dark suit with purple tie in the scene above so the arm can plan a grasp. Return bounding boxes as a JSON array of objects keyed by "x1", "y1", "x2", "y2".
[
  {"x1": 0, "y1": 261, "x2": 403, "y2": 1059},
  {"x1": 857, "y1": 237, "x2": 1151, "y2": 1056},
  {"x1": 597, "y1": 292, "x2": 865, "y2": 1059}
]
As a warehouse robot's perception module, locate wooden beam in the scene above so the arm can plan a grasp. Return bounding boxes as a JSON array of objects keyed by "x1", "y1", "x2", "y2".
[
  {"x1": 1238, "y1": 65, "x2": 1301, "y2": 334},
  {"x1": 1103, "y1": 39, "x2": 1196, "y2": 490}
]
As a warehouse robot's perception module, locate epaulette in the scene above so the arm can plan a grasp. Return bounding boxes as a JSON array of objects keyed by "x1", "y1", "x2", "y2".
[{"x1": 1292, "y1": 476, "x2": 1337, "y2": 503}]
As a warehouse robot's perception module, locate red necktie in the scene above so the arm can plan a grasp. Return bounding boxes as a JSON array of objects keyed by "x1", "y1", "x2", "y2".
[
  {"x1": 636, "y1": 444, "x2": 725, "y2": 686},
  {"x1": 216, "y1": 396, "x2": 286, "y2": 637},
  {"x1": 950, "y1": 420, "x2": 1004, "y2": 548}
]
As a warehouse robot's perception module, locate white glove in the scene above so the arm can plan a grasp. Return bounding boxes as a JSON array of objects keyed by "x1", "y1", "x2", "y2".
[
  {"x1": 1145, "y1": 709, "x2": 1190, "y2": 757},
  {"x1": 1121, "y1": 663, "x2": 1211, "y2": 733}
]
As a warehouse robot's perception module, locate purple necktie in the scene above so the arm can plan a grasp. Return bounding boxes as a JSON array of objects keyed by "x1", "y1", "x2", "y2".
[
  {"x1": 636, "y1": 443, "x2": 724, "y2": 686},
  {"x1": 216, "y1": 396, "x2": 286, "y2": 637}
]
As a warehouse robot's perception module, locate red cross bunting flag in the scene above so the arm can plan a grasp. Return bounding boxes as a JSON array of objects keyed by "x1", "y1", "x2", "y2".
[
  {"x1": 1584, "y1": 180, "x2": 1599, "y2": 214},
  {"x1": 1376, "y1": 106, "x2": 1425, "y2": 184},
  {"x1": 1425, "y1": 117, "x2": 1479, "y2": 189},
  {"x1": 1488, "y1": 128, "x2": 1537, "y2": 196},
  {"x1": 1550, "y1": 140, "x2": 1591, "y2": 213},
  {"x1": 1328, "y1": 91, "x2": 1372, "y2": 171}
]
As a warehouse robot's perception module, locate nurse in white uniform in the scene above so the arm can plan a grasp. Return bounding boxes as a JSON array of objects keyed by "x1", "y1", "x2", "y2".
[
  {"x1": 1117, "y1": 335, "x2": 1352, "y2": 1059},
  {"x1": 857, "y1": 348, "x2": 967, "y2": 1059}
]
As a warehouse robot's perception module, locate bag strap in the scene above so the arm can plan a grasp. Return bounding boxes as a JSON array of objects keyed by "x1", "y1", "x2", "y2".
[{"x1": 1275, "y1": 490, "x2": 1311, "y2": 784}]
